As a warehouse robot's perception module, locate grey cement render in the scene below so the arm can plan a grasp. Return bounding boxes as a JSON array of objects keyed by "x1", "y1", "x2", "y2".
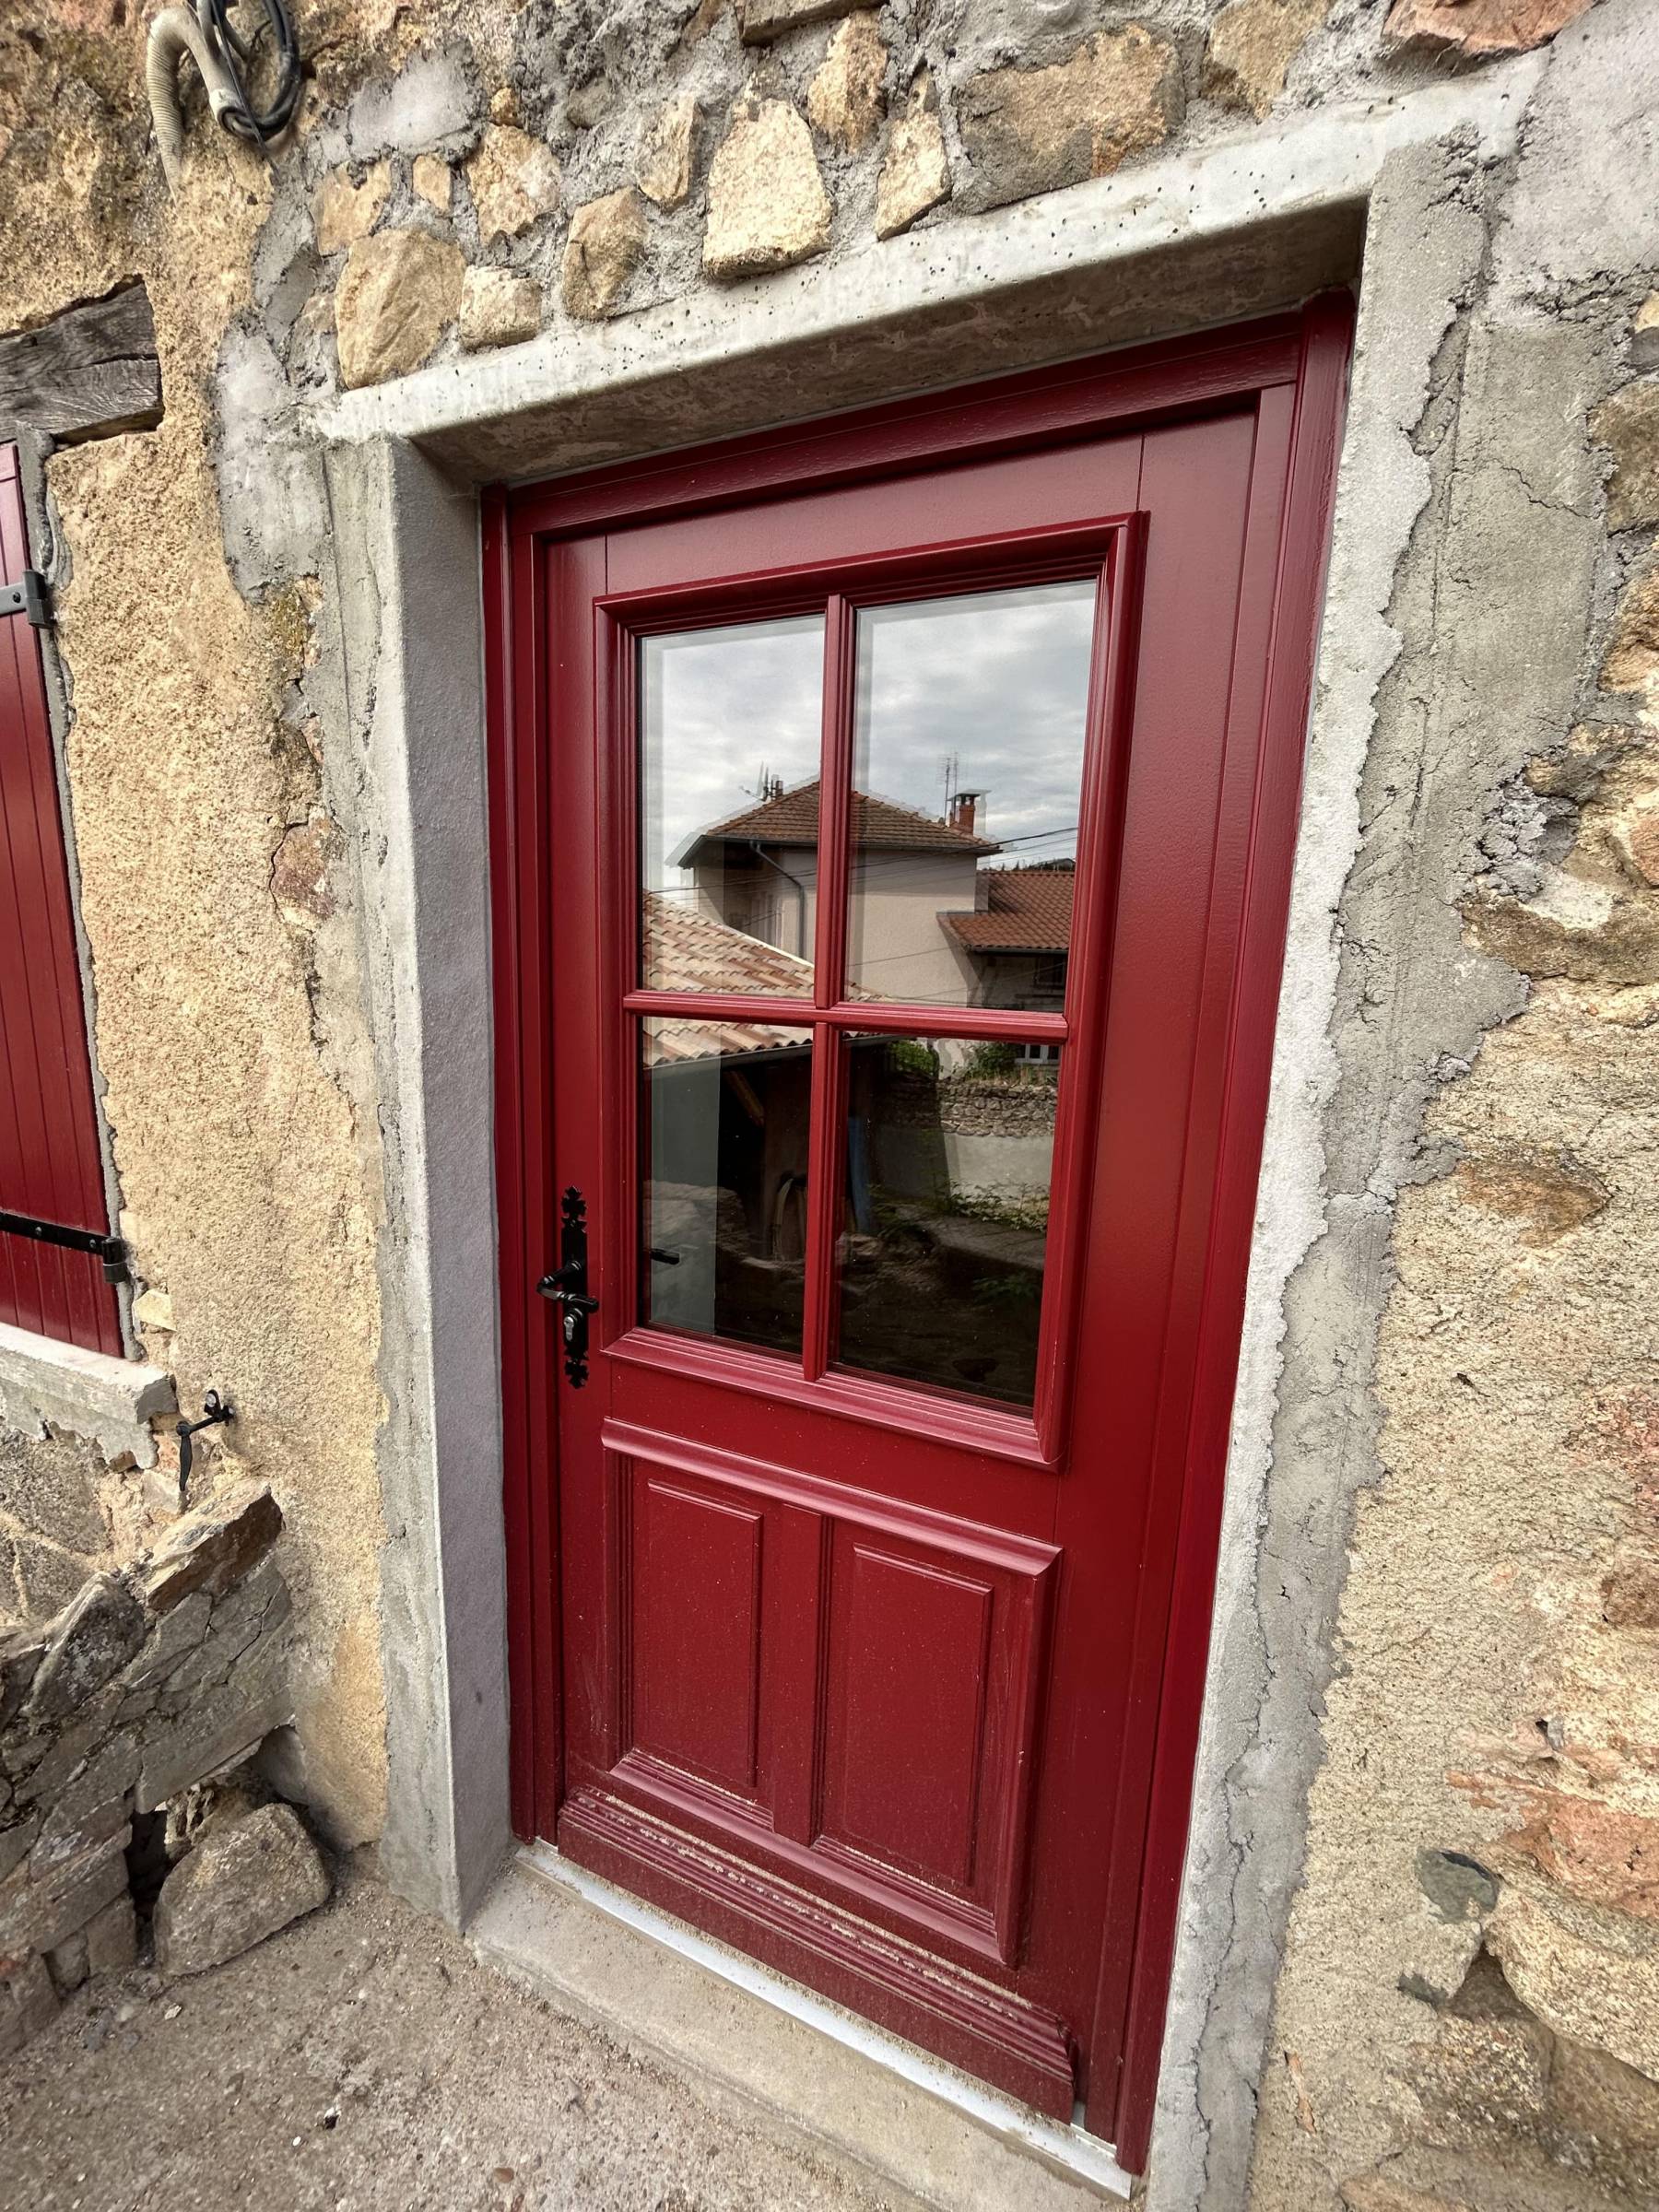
[
  {"x1": 315, "y1": 437, "x2": 512, "y2": 1926},
  {"x1": 256, "y1": 17, "x2": 1647, "y2": 2192}
]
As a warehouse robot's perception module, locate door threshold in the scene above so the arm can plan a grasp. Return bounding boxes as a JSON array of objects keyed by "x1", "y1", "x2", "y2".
[{"x1": 468, "y1": 1841, "x2": 1132, "y2": 2209}]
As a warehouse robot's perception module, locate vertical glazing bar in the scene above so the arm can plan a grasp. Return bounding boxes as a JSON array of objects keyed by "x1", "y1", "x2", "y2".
[
  {"x1": 811, "y1": 595, "x2": 854, "y2": 1009},
  {"x1": 801, "y1": 595, "x2": 854, "y2": 1377}
]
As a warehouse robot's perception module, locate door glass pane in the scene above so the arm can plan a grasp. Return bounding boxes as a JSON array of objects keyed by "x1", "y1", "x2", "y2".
[
  {"x1": 838, "y1": 1034, "x2": 1059, "y2": 1407},
  {"x1": 641, "y1": 616, "x2": 824, "y2": 994},
  {"x1": 641, "y1": 1016, "x2": 813, "y2": 1358},
  {"x1": 846, "y1": 580, "x2": 1096, "y2": 1008}
]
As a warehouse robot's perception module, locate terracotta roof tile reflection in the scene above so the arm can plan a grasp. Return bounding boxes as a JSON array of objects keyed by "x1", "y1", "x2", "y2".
[
  {"x1": 642, "y1": 893, "x2": 813, "y2": 1065},
  {"x1": 678, "y1": 778, "x2": 1000, "y2": 860},
  {"x1": 940, "y1": 867, "x2": 1074, "y2": 954}
]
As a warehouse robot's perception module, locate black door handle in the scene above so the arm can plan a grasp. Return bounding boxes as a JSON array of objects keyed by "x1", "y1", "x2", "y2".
[{"x1": 536, "y1": 1188, "x2": 597, "y2": 1385}]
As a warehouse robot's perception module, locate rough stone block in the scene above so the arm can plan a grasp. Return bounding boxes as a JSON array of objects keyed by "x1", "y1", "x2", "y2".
[
  {"x1": 741, "y1": 0, "x2": 861, "y2": 41},
  {"x1": 142, "y1": 1482, "x2": 283, "y2": 1617},
  {"x1": 2, "y1": 1949, "x2": 59, "y2": 2041},
  {"x1": 135, "y1": 1673, "x2": 290, "y2": 1812},
  {"x1": 0, "y1": 1811, "x2": 41, "y2": 1884},
  {"x1": 1592, "y1": 377, "x2": 1659, "y2": 534},
  {"x1": 22, "y1": 1575, "x2": 146, "y2": 1730},
  {"x1": 412, "y1": 153, "x2": 453, "y2": 213},
  {"x1": 46, "y1": 1926, "x2": 88, "y2": 1994},
  {"x1": 335, "y1": 230, "x2": 465, "y2": 391},
  {"x1": 1603, "y1": 558, "x2": 1659, "y2": 698},
  {"x1": 806, "y1": 13, "x2": 886, "y2": 151},
  {"x1": 120, "y1": 1588, "x2": 212, "y2": 1695},
  {"x1": 313, "y1": 161, "x2": 392, "y2": 256},
  {"x1": 458, "y1": 267, "x2": 542, "y2": 351},
  {"x1": 0, "y1": 1830, "x2": 128, "y2": 1958},
  {"x1": 1384, "y1": 0, "x2": 1593, "y2": 53},
  {"x1": 957, "y1": 28, "x2": 1183, "y2": 212},
  {"x1": 1204, "y1": 0, "x2": 1328, "y2": 120},
  {"x1": 704, "y1": 99, "x2": 831, "y2": 280},
  {"x1": 465, "y1": 124, "x2": 561, "y2": 245},
  {"x1": 29, "y1": 1731, "x2": 139, "y2": 1874},
  {"x1": 637, "y1": 92, "x2": 698, "y2": 208},
  {"x1": 0, "y1": 1625, "x2": 44, "y2": 1729},
  {"x1": 875, "y1": 72, "x2": 950, "y2": 241},
  {"x1": 562, "y1": 190, "x2": 647, "y2": 321},
  {"x1": 83, "y1": 1891, "x2": 137, "y2": 1974},
  {"x1": 0, "y1": 1425, "x2": 108, "y2": 1554},
  {"x1": 154, "y1": 1803, "x2": 330, "y2": 1976}
]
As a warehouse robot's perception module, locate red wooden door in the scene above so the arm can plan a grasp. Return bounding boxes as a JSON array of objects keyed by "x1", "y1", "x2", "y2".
[{"x1": 491, "y1": 303, "x2": 1349, "y2": 2162}]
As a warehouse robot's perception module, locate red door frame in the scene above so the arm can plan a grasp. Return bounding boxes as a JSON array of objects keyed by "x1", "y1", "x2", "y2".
[{"x1": 484, "y1": 294, "x2": 1351, "y2": 2170}]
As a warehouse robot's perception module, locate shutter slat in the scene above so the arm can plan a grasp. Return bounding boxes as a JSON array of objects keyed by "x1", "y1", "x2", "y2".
[{"x1": 0, "y1": 445, "x2": 122, "y2": 1354}]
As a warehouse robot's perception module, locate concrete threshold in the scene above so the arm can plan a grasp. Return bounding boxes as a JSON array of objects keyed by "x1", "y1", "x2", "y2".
[{"x1": 468, "y1": 1842, "x2": 1132, "y2": 2212}]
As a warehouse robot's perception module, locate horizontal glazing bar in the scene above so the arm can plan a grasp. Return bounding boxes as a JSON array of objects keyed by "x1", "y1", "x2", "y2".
[{"x1": 622, "y1": 990, "x2": 1068, "y2": 1042}]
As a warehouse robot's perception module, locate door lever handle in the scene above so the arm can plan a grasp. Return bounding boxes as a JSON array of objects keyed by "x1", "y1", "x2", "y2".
[{"x1": 536, "y1": 1188, "x2": 597, "y2": 1385}]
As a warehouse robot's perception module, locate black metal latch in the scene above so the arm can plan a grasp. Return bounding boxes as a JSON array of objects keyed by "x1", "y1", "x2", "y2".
[
  {"x1": 177, "y1": 1389, "x2": 235, "y2": 1496},
  {"x1": 0, "y1": 571, "x2": 50, "y2": 628},
  {"x1": 0, "y1": 1206, "x2": 128, "y2": 1284},
  {"x1": 536, "y1": 1186, "x2": 599, "y2": 1387}
]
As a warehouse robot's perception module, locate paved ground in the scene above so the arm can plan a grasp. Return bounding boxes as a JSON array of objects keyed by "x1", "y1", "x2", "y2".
[{"x1": 3, "y1": 1857, "x2": 895, "y2": 2212}]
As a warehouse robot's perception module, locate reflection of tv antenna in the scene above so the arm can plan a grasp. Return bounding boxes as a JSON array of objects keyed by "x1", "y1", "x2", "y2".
[
  {"x1": 746, "y1": 759, "x2": 784, "y2": 803},
  {"x1": 941, "y1": 752, "x2": 959, "y2": 818}
]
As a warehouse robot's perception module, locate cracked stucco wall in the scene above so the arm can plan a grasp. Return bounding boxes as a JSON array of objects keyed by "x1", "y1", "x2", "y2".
[{"x1": 5, "y1": 0, "x2": 1659, "y2": 2199}]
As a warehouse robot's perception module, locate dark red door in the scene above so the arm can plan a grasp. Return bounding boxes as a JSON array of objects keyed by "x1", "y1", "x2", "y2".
[{"x1": 491, "y1": 304, "x2": 1348, "y2": 2159}]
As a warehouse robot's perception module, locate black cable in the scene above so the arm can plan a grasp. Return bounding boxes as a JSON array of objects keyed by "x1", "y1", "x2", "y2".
[{"x1": 204, "y1": 0, "x2": 303, "y2": 145}]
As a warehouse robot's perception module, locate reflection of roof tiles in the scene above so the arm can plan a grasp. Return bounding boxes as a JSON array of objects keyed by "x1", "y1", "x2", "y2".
[
  {"x1": 941, "y1": 868, "x2": 1074, "y2": 954},
  {"x1": 685, "y1": 778, "x2": 1000, "y2": 856},
  {"x1": 642, "y1": 894, "x2": 812, "y2": 1065}
]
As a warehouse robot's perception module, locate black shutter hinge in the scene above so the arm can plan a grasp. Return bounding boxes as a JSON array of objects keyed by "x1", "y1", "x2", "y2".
[
  {"x1": 0, "y1": 1208, "x2": 129, "y2": 1284},
  {"x1": 0, "y1": 570, "x2": 50, "y2": 627}
]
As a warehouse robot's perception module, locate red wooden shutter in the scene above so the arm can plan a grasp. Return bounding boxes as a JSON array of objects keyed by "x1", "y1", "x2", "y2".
[{"x1": 0, "y1": 444, "x2": 122, "y2": 1355}]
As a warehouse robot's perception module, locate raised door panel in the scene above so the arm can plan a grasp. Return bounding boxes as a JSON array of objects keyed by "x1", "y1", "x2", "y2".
[{"x1": 628, "y1": 1475, "x2": 763, "y2": 1799}]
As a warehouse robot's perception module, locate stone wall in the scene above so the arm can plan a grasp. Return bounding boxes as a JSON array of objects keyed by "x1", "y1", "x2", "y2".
[{"x1": 1, "y1": 1478, "x2": 295, "y2": 2054}]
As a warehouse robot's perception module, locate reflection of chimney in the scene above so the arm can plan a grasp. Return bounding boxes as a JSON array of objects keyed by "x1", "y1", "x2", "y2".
[{"x1": 949, "y1": 789, "x2": 982, "y2": 834}]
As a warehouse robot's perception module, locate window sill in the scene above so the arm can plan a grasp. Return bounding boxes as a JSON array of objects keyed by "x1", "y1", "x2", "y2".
[{"x1": 0, "y1": 1319, "x2": 175, "y2": 1468}]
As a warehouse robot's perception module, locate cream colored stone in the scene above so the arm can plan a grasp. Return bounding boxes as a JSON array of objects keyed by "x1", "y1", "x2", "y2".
[
  {"x1": 637, "y1": 91, "x2": 699, "y2": 208},
  {"x1": 1489, "y1": 1882, "x2": 1659, "y2": 2080},
  {"x1": 465, "y1": 124, "x2": 561, "y2": 246},
  {"x1": 561, "y1": 188, "x2": 648, "y2": 321},
  {"x1": 489, "y1": 86, "x2": 519, "y2": 125},
  {"x1": 703, "y1": 99, "x2": 831, "y2": 280},
  {"x1": 312, "y1": 161, "x2": 391, "y2": 256},
  {"x1": 1602, "y1": 558, "x2": 1659, "y2": 698},
  {"x1": 131, "y1": 1288, "x2": 174, "y2": 1333},
  {"x1": 411, "y1": 153, "x2": 452, "y2": 214},
  {"x1": 875, "y1": 72, "x2": 950, "y2": 240},
  {"x1": 1204, "y1": 0, "x2": 1329, "y2": 120},
  {"x1": 334, "y1": 229, "x2": 464, "y2": 389},
  {"x1": 459, "y1": 265, "x2": 542, "y2": 351},
  {"x1": 956, "y1": 27, "x2": 1184, "y2": 210},
  {"x1": 806, "y1": 13, "x2": 886, "y2": 152}
]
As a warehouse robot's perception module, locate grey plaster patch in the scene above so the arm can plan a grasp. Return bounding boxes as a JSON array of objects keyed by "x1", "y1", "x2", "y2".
[
  {"x1": 316, "y1": 437, "x2": 510, "y2": 1927},
  {"x1": 0, "y1": 1324, "x2": 172, "y2": 1471},
  {"x1": 346, "y1": 45, "x2": 485, "y2": 163},
  {"x1": 215, "y1": 324, "x2": 330, "y2": 595}
]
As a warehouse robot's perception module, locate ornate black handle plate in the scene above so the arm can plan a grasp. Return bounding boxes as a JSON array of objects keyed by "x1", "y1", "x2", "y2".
[{"x1": 536, "y1": 1186, "x2": 599, "y2": 1385}]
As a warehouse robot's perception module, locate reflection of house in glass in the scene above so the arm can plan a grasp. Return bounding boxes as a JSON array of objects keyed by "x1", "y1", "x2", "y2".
[
  {"x1": 668, "y1": 776, "x2": 1070, "y2": 1015},
  {"x1": 641, "y1": 892, "x2": 1061, "y2": 1405}
]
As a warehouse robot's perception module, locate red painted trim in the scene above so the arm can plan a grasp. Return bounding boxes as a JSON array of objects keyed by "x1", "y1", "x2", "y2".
[
  {"x1": 0, "y1": 447, "x2": 120, "y2": 1356},
  {"x1": 618, "y1": 990, "x2": 1069, "y2": 1042},
  {"x1": 506, "y1": 319, "x2": 1301, "y2": 542},
  {"x1": 1105, "y1": 294, "x2": 1354, "y2": 2171}
]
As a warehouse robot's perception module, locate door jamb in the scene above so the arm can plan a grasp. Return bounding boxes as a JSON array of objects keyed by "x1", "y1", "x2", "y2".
[{"x1": 483, "y1": 293, "x2": 1354, "y2": 2169}]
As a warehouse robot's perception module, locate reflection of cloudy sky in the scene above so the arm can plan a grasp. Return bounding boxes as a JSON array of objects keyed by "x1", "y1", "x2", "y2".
[
  {"x1": 642, "y1": 617, "x2": 824, "y2": 892},
  {"x1": 641, "y1": 580, "x2": 1098, "y2": 891},
  {"x1": 855, "y1": 581, "x2": 1096, "y2": 868}
]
